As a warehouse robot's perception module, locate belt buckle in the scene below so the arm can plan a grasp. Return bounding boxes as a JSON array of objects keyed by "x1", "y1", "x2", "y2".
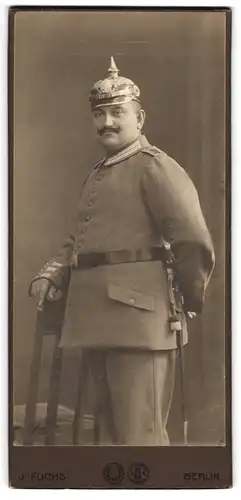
[{"x1": 108, "y1": 249, "x2": 132, "y2": 265}]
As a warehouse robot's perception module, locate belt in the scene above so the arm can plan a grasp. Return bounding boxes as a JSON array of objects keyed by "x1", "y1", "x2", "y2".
[{"x1": 74, "y1": 246, "x2": 170, "y2": 270}]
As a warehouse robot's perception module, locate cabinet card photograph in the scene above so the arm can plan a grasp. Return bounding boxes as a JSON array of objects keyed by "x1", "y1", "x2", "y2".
[{"x1": 9, "y1": 7, "x2": 231, "y2": 489}]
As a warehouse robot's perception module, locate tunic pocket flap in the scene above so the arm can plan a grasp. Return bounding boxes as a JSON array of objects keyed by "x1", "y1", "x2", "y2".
[{"x1": 107, "y1": 284, "x2": 155, "y2": 311}]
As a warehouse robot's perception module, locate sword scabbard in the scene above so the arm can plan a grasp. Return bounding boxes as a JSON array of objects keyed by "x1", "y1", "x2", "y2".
[{"x1": 163, "y1": 244, "x2": 188, "y2": 445}]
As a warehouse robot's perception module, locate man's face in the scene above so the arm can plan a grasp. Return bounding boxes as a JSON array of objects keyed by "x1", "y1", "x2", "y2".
[{"x1": 92, "y1": 101, "x2": 145, "y2": 154}]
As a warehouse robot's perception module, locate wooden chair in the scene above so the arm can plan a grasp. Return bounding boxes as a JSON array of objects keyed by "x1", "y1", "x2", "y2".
[
  {"x1": 22, "y1": 294, "x2": 97, "y2": 446},
  {"x1": 23, "y1": 297, "x2": 67, "y2": 445}
]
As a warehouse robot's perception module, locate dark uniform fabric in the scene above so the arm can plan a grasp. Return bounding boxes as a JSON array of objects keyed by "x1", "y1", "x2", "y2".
[{"x1": 30, "y1": 134, "x2": 215, "y2": 444}]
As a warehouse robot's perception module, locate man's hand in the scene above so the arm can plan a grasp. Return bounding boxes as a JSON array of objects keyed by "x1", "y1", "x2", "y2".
[
  {"x1": 186, "y1": 311, "x2": 196, "y2": 320},
  {"x1": 30, "y1": 278, "x2": 58, "y2": 311}
]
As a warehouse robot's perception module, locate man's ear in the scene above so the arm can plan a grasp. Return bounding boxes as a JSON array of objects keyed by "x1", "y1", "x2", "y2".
[{"x1": 138, "y1": 109, "x2": 146, "y2": 130}]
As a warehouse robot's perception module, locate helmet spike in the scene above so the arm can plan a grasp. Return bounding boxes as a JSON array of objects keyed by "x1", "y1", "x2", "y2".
[
  {"x1": 108, "y1": 56, "x2": 119, "y2": 78},
  {"x1": 89, "y1": 57, "x2": 140, "y2": 107}
]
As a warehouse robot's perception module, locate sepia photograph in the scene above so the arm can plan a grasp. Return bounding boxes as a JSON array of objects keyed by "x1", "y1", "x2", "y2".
[{"x1": 10, "y1": 6, "x2": 231, "y2": 488}]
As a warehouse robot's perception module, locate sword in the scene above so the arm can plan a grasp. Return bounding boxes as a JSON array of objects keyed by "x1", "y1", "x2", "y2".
[
  {"x1": 176, "y1": 328, "x2": 188, "y2": 445},
  {"x1": 163, "y1": 243, "x2": 188, "y2": 445}
]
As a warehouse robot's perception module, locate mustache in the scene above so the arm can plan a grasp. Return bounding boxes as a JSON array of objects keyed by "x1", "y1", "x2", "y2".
[{"x1": 98, "y1": 127, "x2": 120, "y2": 136}]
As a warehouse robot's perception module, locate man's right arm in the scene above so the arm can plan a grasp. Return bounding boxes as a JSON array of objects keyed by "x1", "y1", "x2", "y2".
[{"x1": 29, "y1": 163, "x2": 103, "y2": 307}]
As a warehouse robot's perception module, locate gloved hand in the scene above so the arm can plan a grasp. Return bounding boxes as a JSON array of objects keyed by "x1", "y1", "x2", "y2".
[{"x1": 30, "y1": 278, "x2": 60, "y2": 311}]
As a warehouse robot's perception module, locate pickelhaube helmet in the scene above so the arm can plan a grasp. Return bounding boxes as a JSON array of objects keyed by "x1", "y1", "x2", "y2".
[{"x1": 89, "y1": 57, "x2": 141, "y2": 109}]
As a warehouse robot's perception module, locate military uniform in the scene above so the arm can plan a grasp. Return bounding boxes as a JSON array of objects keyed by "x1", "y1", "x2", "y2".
[{"x1": 30, "y1": 58, "x2": 215, "y2": 445}]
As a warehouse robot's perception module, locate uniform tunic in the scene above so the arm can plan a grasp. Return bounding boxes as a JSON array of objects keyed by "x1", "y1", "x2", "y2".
[{"x1": 36, "y1": 134, "x2": 214, "y2": 349}]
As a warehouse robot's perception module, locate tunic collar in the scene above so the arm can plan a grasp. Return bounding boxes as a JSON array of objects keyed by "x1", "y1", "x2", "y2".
[{"x1": 100, "y1": 134, "x2": 150, "y2": 167}]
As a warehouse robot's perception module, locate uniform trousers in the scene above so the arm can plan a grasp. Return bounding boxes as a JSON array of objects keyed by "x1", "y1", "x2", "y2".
[{"x1": 79, "y1": 348, "x2": 176, "y2": 446}]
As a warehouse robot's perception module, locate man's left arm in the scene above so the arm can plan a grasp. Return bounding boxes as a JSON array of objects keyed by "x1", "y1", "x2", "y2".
[{"x1": 142, "y1": 153, "x2": 215, "y2": 313}]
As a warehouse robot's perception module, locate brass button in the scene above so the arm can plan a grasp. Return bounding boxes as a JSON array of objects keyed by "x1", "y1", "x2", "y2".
[
  {"x1": 85, "y1": 216, "x2": 91, "y2": 221},
  {"x1": 128, "y1": 298, "x2": 135, "y2": 306}
]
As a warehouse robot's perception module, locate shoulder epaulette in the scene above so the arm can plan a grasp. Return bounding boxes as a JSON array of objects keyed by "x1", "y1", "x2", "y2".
[{"x1": 141, "y1": 146, "x2": 166, "y2": 158}]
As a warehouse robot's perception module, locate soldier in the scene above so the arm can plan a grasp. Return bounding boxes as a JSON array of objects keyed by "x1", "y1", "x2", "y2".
[{"x1": 29, "y1": 57, "x2": 215, "y2": 446}]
